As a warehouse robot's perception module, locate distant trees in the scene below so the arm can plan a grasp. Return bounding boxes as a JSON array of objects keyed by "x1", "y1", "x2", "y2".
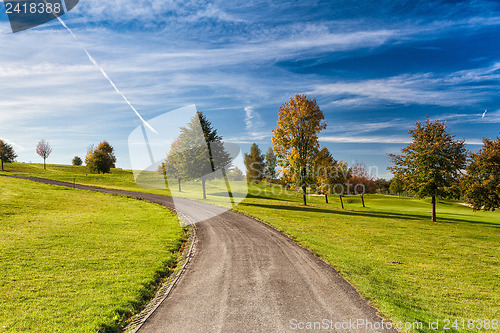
[
  {"x1": 0, "y1": 140, "x2": 17, "y2": 171},
  {"x1": 244, "y1": 143, "x2": 265, "y2": 183},
  {"x1": 272, "y1": 94, "x2": 327, "y2": 205},
  {"x1": 389, "y1": 118, "x2": 466, "y2": 222},
  {"x1": 349, "y1": 162, "x2": 376, "y2": 207},
  {"x1": 375, "y1": 178, "x2": 391, "y2": 194},
  {"x1": 72, "y1": 156, "x2": 83, "y2": 166},
  {"x1": 228, "y1": 166, "x2": 245, "y2": 181},
  {"x1": 36, "y1": 139, "x2": 52, "y2": 170},
  {"x1": 462, "y1": 133, "x2": 500, "y2": 211},
  {"x1": 163, "y1": 112, "x2": 232, "y2": 199},
  {"x1": 85, "y1": 141, "x2": 117, "y2": 174}
]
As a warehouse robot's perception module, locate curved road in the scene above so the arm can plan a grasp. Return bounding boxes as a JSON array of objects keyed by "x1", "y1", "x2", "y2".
[{"x1": 8, "y1": 176, "x2": 396, "y2": 333}]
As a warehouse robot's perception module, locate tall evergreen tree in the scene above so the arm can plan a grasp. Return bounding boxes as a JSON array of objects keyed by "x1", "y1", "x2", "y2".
[{"x1": 244, "y1": 143, "x2": 265, "y2": 183}]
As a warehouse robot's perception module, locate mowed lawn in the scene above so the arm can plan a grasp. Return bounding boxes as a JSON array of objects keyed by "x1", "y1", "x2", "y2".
[
  {"x1": 3, "y1": 163, "x2": 499, "y2": 332},
  {"x1": 0, "y1": 176, "x2": 185, "y2": 332},
  {"x1": 236, "y1": 186, "x2": 500, "y2": 332}
]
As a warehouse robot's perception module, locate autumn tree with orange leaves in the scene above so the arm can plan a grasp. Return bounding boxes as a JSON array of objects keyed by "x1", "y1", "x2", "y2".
[{"x1": 272, "y1": 95, "x2": 327, "y2": 205}]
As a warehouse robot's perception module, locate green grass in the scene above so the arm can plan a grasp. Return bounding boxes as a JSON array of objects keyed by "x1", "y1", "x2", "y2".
[
  {"x1": 235, "y1": 186, "x2": 500, "y2": 332},
  {"x1": 0, "y1": 176, "x2": 185, "y2": 332},
  {"x1": 2, "y1": 163, "x2": 499, "y2": 332}
]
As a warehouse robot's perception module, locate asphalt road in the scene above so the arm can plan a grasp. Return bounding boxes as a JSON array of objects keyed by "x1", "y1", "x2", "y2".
[{"x1": 7, "y1": 176, "x2": 397, "y2": 333}]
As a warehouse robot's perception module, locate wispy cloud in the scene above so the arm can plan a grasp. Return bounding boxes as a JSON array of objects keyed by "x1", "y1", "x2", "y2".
[{"x1": 309, "y1": 64, "x2": 500, "y2": 107}]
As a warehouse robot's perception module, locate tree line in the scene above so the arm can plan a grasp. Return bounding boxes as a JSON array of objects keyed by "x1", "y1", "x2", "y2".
[
  {"x1": 264, "y1": 94, "x2": 499, "y2": 221},
  {"x1": 0, "y1": 139, "x2": 117, "y2": 174}
]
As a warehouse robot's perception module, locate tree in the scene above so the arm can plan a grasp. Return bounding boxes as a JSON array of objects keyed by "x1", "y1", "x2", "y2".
[
  {"x1": 272, "y1": 94, "x2": 327, "y2": 205},
  {"x1": 85, "y1": 141, "x2": 117, "y2": 174},
  {"x1": 244, "y1": 143, "x2": 265, "y2": 183},
  {"x1": 36, "y1": 139, "x2": 52, "y2": 170},
  {"x1": 163, "y1": 137, "x2": 185, "y2": 192},
  {"x1": 0, "y1": 140, "x2": 17, "y2": 171},
  {"x1": 264, "y1": 147, "x2": 277, "y2": 181},
  {"x1": 388, "y1": 118, "x2": 466, "y2": 222},
  {"x1": 167, "y1": 112, "x2": 232, "y2": 199},
  {"x1": 72, "y1": 156, "x2": 83, "y2": 166},
  {"x1": 462, "y1": 133, "x2": 500, "y2": 211},
  {"x1": 390, "y1": 176, "x2": 404, "y2": 198}
]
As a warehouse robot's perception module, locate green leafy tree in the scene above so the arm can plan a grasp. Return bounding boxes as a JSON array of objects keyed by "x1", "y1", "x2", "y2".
[
  {"x1": 167, "y1": 112, "x2": 232, "y2": 199},
  {"x1": 388, "y1": 118, "x2": 466, "y2": 221},
  {"x1": 163, "y1": 138, "x2": 184, "y2": 192},
  {"x1": 85, "y1": 141, "x2": 117, "y2": 174},
  {"x1": 72, "y1": 156, "x2": 83, "y2": 166},
  {"x1": 264, "y1": 147, "x2": 277, "y2": 181},
  {"x1": 389, "y1": 176, "x2": 404, "y2": 198},
  {"x1": 244, "y1": 143, "x2": 265, "y2": 183},
  {"x1": 0, "y1": 140, "x2": 17, "y2": 171},
  {"x1": 462, "y1": 134, "x2": 500, "y2": 211},
  {"x1": 272, "y1": 94, "x2": 327, "y2": 205}
]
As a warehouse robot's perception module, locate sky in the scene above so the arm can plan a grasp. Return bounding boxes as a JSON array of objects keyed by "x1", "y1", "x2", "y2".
[{"x1": 1, "y1": 0, "x2": 500, "y2": 179}]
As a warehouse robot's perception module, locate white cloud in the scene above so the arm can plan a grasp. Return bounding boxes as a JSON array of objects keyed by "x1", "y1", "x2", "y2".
[{"x1": 320, "y1": 135, "x2": 412, "y2": 144}]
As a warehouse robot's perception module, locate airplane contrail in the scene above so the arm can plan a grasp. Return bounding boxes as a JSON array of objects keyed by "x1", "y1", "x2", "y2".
[{"x1": 54, "y1": 15, "x2": 158, "y2": 134}]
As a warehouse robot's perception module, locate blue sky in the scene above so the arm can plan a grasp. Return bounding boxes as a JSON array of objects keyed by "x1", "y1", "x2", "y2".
[{"x1": 1, "y1": 0, "x2": 500, "y2": 178}]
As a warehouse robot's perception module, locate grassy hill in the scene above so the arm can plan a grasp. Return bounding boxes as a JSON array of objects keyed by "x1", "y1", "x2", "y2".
[{"x1": 0, "y1": 175, "x2": 185, "y2": 332}]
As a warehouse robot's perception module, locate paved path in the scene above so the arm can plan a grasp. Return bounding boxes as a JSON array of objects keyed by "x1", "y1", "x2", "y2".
[{"x1": 7, "y1": 176, "x2": 397, "y2": 333}]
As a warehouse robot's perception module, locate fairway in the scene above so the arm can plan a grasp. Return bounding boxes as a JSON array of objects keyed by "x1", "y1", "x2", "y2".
[{"x1": 0, "y1": 176, "x2": 185, "y2": 332}]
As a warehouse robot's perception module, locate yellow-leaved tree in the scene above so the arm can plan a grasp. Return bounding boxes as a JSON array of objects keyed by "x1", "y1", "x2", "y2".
[{"x1": 272, "y1": 94, "x2": 327, "y2": 205}]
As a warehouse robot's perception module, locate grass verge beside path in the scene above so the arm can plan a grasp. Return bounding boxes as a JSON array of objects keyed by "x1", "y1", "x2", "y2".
[
  {"x1": 0, "y1": 176, "x2": 185, "y2": 332},
  {"x1": 235, "y1": 187, "x2": 500, "y2": 332}
]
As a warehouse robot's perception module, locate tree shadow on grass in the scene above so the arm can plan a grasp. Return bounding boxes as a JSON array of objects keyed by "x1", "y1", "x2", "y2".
[{"x1": 241, "y1": 202, "x2": 500, "y2": 229}]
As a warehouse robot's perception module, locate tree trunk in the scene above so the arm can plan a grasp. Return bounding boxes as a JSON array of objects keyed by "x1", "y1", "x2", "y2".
[
  {"x1": 325, "y1": 194, "x2": 328, "y2": 204},
  {"x1": 339, "y1": 195, "x2": 344, "y2": 209},
  {"x1": 1, "y1": 159, "x2": 3, "y2": 171},
  {"x1": 222, "y1": 168, "x2": 235, "y2": 206},
  {"x1": 432, "y1": 195, "x2": 437, "y2": 222},
  {"x1": 43, "y1": 158, "x2": 46, "y2": 170},
  {"x1": 202, "y1": 179, "x2": 207, "y2": 199},
  {"x1": 178, "y1": 178, "x2": 182, "y2": 192},
  {"x1": 361, "y1": 194, "x2": 365, "y2": 208},
  {"x1": 302, "y1": 185, "x2": 307, "y2": 206}
]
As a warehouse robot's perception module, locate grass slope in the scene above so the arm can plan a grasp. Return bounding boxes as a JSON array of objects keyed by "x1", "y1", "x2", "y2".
[
  {"x1": 236, "y1": 186, "x2": 500, "y2": 332},
  {"x1": 0, "y1": 176, "x2": 185, "y2": 332},
  {"x1": 2, "y1": 163, "x2": 499, "y2": 332}
]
